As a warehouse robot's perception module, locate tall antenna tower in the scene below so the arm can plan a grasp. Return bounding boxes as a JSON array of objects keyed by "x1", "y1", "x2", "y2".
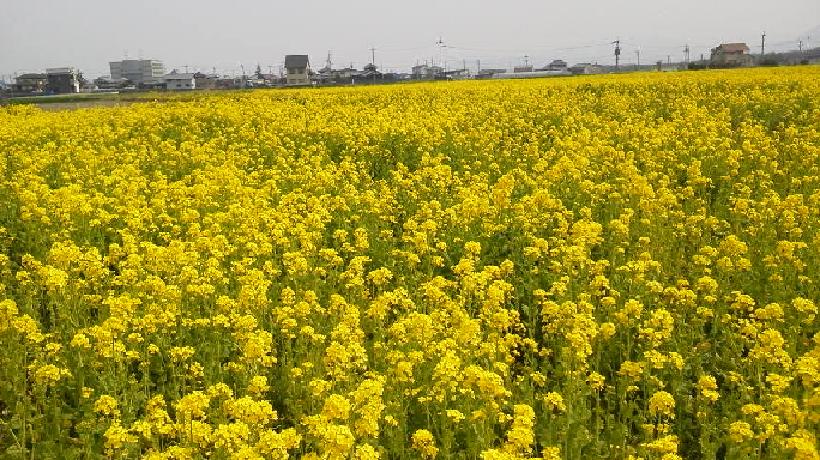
[
  {"x1": 684, "y1": 44, "x2": 690, "y2": 67},
  {"x1": 435, "y1": 37, "x2": 447, "y2": 73},
  {"x1": 369, "y1": 47, "x2": 377, "y2": 83},
  {"x1": 761, "y1": 32, "x2": 766, "y2": 56},
  {"x1": 613, "y1": 39, "x2": 621, "y2": 70}
]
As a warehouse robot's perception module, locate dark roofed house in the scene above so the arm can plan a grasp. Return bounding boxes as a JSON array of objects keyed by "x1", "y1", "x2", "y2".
[
  {"x1": 285, "y1": 55, "x2": 310, "y2": 86},
  {"x1": 710, "y1": 43, "x2": 753, "y2": 67},
  {"x1": 546, "y1": 59, "x2": 568, "y2": 71},
  {"x1": 46, "y1": 67, "x2": 81, "y2": 93},
  {"x1": 13, "y1": 73, "x2": 48, "y2": 94},
  {"x1": 356, "y1": 63, "x2": 383, "y2": 83}
]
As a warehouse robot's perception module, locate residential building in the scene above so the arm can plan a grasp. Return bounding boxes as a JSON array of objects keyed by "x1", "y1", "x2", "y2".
[
  {"x1": 569, "y1": 63, "x2": 604, "y2": 75},
  {"x1": 110, "y1": 59, "x2": 165, "y2": 87},
  {"x1": 443, "y1": 68, "x2": 470, "y2": 80},
  {"x1": 493, "y1": 70, "x2": 569, "y2": 80},
  {"x1": 284, "y1": 55, "x2": 310, "y2": 85},
  {"x1": 93, "y1": 77, "x2": 130, "y2": 90},
  {"x1": 13, "y1": 73, "x2": 48, "y2": 93},
  {"x1": 710, "y1": 43, "x2": 753, "y2": 67},
  {"x1": 314, "y1": 66, "x2": 358, "y2": 85},
  {"x1": 315, "y1": 66, "x2": 334, "y2": 84},
  {"x1": 193, "y1": 72, "x2": 219, "y2": 90},
  {"x1": 475, "y1": 68, "x2": 506, "y2": 79},
  {"x1": 545, "y1": 59, "x2": 568, "y2": 71},
  {"x1": 356, "y1": 63, "x2": 383, "y2": 83},
  {"x1": 411, "y1": 64, "x2": 443, "y2": 79},
  {"x1": 164, "y1": 72, "x2": 196, "y2": 90},
  {"x1": 46, "y1": 67, "x2": 81, "y2": 93}
]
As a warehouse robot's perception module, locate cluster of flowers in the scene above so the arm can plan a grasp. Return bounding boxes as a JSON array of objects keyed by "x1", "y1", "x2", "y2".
[{"x1": 0, "y1": 66, "x2": 819, "y2": 459}]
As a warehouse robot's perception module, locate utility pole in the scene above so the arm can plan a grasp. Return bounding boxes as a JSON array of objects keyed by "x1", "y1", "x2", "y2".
[
  {"x1": 761, "y1": 32, "x2": 766, "y2": 57},
  {"x1": 799, "y1": 40, "x2": 803, "y2": 53},
  {"x1": 684, "y1": 44, "x2": 690, "y2": 67},
  {"x1": 613, "y1": 39, "x2": 621, "y2": 70},
  {"x1": 635, "y1": 49, "x2": 641, "y2": 69},
  {"x1": 435, "y1": 37, "x2": 448, "y2": 75}
]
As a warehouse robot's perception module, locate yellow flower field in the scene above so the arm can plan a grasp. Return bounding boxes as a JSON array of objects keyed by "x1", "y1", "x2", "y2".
[{"x1": 1, "y1": 67, "x2": 819, "y2": 459}]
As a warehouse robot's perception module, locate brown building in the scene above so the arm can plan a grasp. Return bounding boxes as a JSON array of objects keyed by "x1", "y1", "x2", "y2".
[{"x1": 710, "y1": 43, "x2": 753, "y2": 67}]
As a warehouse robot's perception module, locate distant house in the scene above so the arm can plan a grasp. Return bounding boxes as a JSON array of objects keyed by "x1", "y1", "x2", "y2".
[
  {"x1": 513, "y1": 65, "x2": 533, "y2": 73},
  {"x1": 546, "y1": 59, "x2": 568, "y2": 71},
  {"x1": 535, "y1": 60, "x2": 570, "y2": 74},
  {"x1": 356, "y1": 63, "x2": 383, "y2": 83},
  {"x1": 710, "y1": 43, "x2": 753, "y2": 67},
  {"x1": 217, "y1": 77, "x2": 244, "y2": 90},
  {"x1": 164, "y1": 72, "x2": 196, "y2": 90},
  {"x1": 493, "y1": 70, "x2": 570, "y2": 80},
  {"x1": 475, "y1": 68, "x2": 506, "y2": 79},
  {"x1": 93, "y1": 76, "x2": 130, "y2": 90},
  {"x1": 443, "y1": 68, "x2": 470, "y2": 80},
  {"x1": 46, "y1": 68, "x2": 81, "y2": 93},
  {"x1": 314, "y1": 66, "x2": 360, "y2": 85},
  {"x1": 193, "y1": 72, "x2": 219, "y2": 90},
  {"x1": 284, "y1": 55, "x2": 310, "y2": 86},
  {"x1": 411, "y1": 64, "x2": 443, "y2": 80},
  {"x1": 569, "y1": 63, "x2": 603, "y2": 75},
  {"x1": 13, "y1": 73, "x2": 48, "y2": 93}
]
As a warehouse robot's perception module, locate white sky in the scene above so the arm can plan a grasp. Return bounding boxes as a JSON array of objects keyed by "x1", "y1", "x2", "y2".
[{"x1": 1, "y1": 0, "x2": 818, "y2": 78}]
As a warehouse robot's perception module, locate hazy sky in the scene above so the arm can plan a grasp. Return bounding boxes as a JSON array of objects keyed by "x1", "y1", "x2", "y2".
[{"x1": 2, "y1": 0, "x2": 818, "y2": 78}]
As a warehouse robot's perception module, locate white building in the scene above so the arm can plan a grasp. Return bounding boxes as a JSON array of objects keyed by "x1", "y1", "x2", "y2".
[
  {"x1": 109, "y1": 59, "x2": 165, "y2": 86},
  {"x1": 164, "y1": 73, "x2": 196, "y2": 90}
]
